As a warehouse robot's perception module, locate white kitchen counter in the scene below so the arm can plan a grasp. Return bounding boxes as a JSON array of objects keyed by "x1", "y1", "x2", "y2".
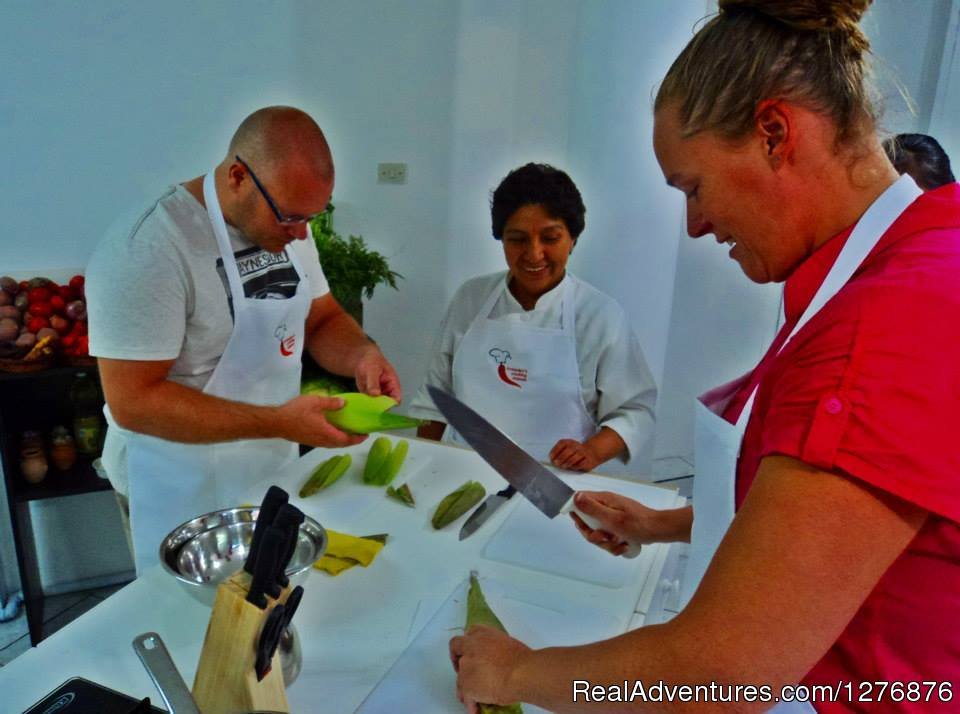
[{"x1": 1, "y1": 437, "x2": 682, "y2": 713}]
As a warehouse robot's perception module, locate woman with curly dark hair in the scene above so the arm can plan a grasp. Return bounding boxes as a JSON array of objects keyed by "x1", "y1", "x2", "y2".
[
  {"x1": 409, "y1": 162, "x2": 657, "y2": 475},
  {"x1": 450, "y1": 2, "x2": 960, "y2": 711}
]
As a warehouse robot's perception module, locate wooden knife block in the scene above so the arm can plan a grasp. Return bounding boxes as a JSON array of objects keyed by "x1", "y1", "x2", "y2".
[{"x1": 192, "y1": 570, "x2": 290, "y2": 714}]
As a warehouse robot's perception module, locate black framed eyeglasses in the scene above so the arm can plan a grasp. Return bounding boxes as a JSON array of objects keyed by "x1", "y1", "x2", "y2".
[{"x1": 235, "y1": 155, "x2": 326, "y2": 226}]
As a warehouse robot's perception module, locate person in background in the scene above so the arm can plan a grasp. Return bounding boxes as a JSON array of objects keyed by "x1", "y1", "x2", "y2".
[
  {"x1": 883, "y1": 132, "x2": 955, "y2": 191},
  {"x1": 449, "y1": 1, "x2": 960, "y2": 711},
  {"x1": 86, "y1": 106, "x2": 401, "y2": 574},
  {"x1": 408, "y1": 163, "x2": 657, "y2": 475}
]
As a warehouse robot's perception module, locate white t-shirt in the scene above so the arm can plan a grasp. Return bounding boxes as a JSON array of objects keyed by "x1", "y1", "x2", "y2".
[
  {"x1": 86, "y1": 184, "x2": 330, "y2": 495},
  {"x1": 407, "y1": 271, "x2": 657, "y2": 473},
  {"x1": 87, "y1": 184, "x2": 329, "y2": 390}
]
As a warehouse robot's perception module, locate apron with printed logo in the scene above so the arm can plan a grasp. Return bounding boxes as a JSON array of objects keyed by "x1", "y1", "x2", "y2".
[
  {"x1": 446, "y1": 275, "x2": 595, "y2": 463},
  {"x1": 124, "y1": 171, "x2": 311, "y2": 574},
  {"x1": 684, "y1": 175, "x2": 922, "y2": 713}
]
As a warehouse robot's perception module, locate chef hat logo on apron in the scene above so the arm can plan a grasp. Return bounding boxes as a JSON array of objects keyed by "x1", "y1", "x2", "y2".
[
  {"x1": 489, "y1": 347, "x2": 525, "y2": 388},
  {"x1": 274, "y1": 321, "x2": 297, "y2": 357}
]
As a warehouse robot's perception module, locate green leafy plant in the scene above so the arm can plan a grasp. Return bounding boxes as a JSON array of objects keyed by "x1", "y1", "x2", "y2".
[{"x1": 310, "y1": 203, "x2": 402, "y2": 311}]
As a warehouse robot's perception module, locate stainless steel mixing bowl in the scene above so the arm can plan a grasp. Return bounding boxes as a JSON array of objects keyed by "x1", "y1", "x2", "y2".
[{"x1": 159, "y1": 506, "x2": 327, "y2": 608}]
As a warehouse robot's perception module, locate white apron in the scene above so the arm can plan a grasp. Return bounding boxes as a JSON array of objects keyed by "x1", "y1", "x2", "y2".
[
  {"x1": 124, "y1": 171, "x2": 311, "y2": 574},
  {"x1": 446, "y1": 275, "x2": 595, "y2": 463},
  {"x1": 683, "y1": 175, "x2": 921, "y2": 713}
]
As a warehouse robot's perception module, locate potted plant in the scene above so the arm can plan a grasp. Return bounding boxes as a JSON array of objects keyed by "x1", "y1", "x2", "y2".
[
  {"x1": 310, "y1": 203, "x2": 401, "y2": 325},
  {"x1": 302, "y1": 204, "x2": 402, "y2": 394}
]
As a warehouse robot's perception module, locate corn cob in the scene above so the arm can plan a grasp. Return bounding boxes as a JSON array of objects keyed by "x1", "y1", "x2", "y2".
[
  {"x1": 326, "y1": 393, "x2": 424, "y2": 434},
  {"x1": 432, "y1": 481, "x2": 485, "y2": 529},
  {"x1": 379, "y1": 439, "x2": 408, "y2": 486},
  {"x1": 299, "y1": 454, "x2": 352, "y2": 497},
  {"x1": 386, "y1": 482, "x2": 415, "y2": 507},
  {"x1": 363, "y1": 436, "x2": 393, "y2": 484},
  {"x1": 466, "y1": 572, "x2": 524, "y2": 714},
  {"x1": 363, "y1": 437, "x2": 410, "y2": 486}
]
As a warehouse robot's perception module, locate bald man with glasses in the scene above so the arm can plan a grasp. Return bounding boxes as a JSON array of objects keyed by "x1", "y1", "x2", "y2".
[{"x1": 86, "y1": 106, "x2": 401, "y2": 573}]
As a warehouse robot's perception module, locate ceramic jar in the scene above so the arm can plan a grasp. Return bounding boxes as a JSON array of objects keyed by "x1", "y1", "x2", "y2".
[{"x1": 20, "y1": 446, "x2": 48, "y2": 484}]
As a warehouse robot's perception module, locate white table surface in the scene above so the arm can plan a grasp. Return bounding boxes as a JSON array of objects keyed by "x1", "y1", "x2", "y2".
[{"x1": 2, "y1": 436, "x2": 682, "y2": 713}]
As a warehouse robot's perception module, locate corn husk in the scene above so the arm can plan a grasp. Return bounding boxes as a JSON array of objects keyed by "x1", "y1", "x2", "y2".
[
  {"x1": 299, "y1": 454, "x2": 352, "y2": 497},
  {"x1": 326, "y1": 393, "x2": 424, "y2": 433},
  {"x1": 363, "y1": 436, "x2": 393, "y2": 484},
  {"x1": 466, "y1": 572, "x2": 523, "y2": 714},
  {"x1": 432, "y1": 481, "x2": 485, "y2": 529},
  {"x1": 386, "y1": 482, "x2": 415, "y2": 507}
]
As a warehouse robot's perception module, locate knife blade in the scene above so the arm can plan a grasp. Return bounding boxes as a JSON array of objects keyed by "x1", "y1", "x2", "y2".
[
  {"x1": 459, "y1": 485, "x2": 515, "y2": 540},
  {"x1": 428, "y1": 386, "x2": 640, "y2": 558}
]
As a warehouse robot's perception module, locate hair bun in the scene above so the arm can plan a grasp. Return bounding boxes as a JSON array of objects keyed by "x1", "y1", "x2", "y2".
[{"x1": 719, "y1": 0, "x2": 871, "y2": 53}]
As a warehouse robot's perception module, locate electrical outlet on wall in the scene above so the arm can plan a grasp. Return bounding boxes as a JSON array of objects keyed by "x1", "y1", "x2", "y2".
[{"x1": 377, "y1": 162, "x2": 407, "y2": 184}]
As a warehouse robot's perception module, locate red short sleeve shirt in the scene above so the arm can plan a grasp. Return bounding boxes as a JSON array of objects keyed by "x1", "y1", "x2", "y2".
[{"x1": 722, "y1": 184, "x2": 960, "y2": 708}]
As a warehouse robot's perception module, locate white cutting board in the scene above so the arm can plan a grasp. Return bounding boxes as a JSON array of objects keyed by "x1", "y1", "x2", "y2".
[
  {"x1": 356, "y1": 575, "x2": 623, "y2": 714},
  {"x1": 483, "y1": 474, "x2": 681, "y2": 588}
]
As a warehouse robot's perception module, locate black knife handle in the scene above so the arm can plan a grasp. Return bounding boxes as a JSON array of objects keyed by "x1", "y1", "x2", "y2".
[
  {"x1": 247, "y1": 525, "x2": 284, "y2": 609},
  {"x1": 271, "y1": 504, "x2": 305, "y2": 590},
  {"x1": 255, "y1": 602, "x2": 286, "y2": 681},
  {"x1": 244, "y1": 486, "x2": 288, "y2": 575},
  {"x1": 496, "y1": 484, "x2": 516, "y2": 499},
  {"x1": 281, "y1": 585, "x2": 304, "y2": 629}
]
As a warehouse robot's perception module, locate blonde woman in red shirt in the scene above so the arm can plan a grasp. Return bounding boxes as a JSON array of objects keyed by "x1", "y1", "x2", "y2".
[{"x1": 450, "y1": 1, "x2": 960, "y2": 711}]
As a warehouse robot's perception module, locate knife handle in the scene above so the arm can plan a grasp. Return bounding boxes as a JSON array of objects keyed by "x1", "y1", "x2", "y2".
[
  {"x1": 496, "y1": 484, "x2": 516, "y2": 499},
  {"x1": 561, "y1": 497, "x2": 642, "y2": 559},
  {"x1": 245, "y1": 486, "x2": 288, "y2": 574},
  {"x1": 272, "y1": 504, "x2": 305, "y2": 589}
]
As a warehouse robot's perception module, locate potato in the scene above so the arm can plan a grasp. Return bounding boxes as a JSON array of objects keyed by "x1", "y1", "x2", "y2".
[
  {"x1": 0, "y1": 305, "x2": 20, "y2": 322},
  {"x1": 0, "y1": 318, "x2": 19, "y2": 342},
  {"x1": 36, "y1": 327, "x2": 59, "y2": 342},
  {"x1": 15, "y1": 332, "x2": 36, "y2": 349},
  {"x1": 0, "y1": 276, "x2": 17, "y2": 295}
]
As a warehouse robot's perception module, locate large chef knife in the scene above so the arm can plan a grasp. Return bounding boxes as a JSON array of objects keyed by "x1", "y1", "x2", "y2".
[
  {"x1": 428, "y1": 386, "x2": 640, "y2": 558},
  {"x1": 459, "y1": 485, "x2": 515, "y2": 540}
]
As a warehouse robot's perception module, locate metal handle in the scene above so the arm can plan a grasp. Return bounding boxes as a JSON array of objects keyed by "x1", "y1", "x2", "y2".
[{"x1": 133, "y1": 632, "x2": 201, "y2": 714}]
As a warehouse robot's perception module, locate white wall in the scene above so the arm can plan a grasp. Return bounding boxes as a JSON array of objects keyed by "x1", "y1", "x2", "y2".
[
  {"x1": 289, "y1": 0, "x2": 461, "y2": 408},
  {"x1": 867, "y1": 0, "x2": 955, "y2": 135},
  {"x1": 929, "y1": 0, "x2": 960, "y2": 162}
]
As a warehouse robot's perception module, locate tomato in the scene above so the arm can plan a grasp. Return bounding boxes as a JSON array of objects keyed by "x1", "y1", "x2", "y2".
[
  {"x1": 61, "y1": 333, "x2": 77, "y2": 348},
  {"x1": 69, "y1": 275, "x2": 85, "y2": 292},
  {"x1": 29, "y1": 302, "x2": 53, "y2": 318},
  {"x1": 76, "y1": 336, "x2": 89, "y2": 355},
  {"x1": 49, "y1": 295, "x2": 66, "y2": 313},
  {"x1": 27, "y1": 317, "x2": 50, "y2": 333},
  {"x1": 57, "y1": 285, "x2": 75, "y2": 301},
  {"x1": 27, "y1": 287, "x2": 52, "y2": 304}
]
